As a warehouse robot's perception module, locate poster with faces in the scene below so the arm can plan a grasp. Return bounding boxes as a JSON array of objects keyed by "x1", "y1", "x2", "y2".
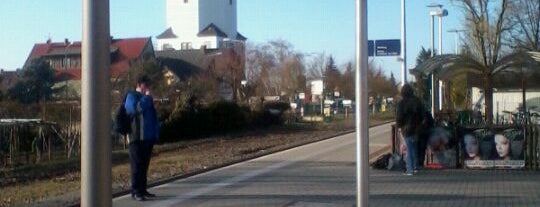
[{"x1": 463, "y1": 128, "x2": 524, "y2": 169}]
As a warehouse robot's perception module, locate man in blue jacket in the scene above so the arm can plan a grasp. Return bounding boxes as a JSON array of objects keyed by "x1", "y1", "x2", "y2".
[{"x1": 125, "y1": 75, "x2": 160, "y2": 201}]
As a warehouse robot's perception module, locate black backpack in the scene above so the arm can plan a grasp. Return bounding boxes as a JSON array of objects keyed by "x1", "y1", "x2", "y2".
[
  {"x1": 114, "y1": 93, "x2": 131, "y2": 136},
  {"x1": 370, "y1": 153, "x2": 391, "y2": 169}
]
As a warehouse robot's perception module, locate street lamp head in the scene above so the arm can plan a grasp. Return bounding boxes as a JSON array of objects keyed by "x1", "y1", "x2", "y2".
[
  {"x1": 427, "y1": 3, "x2": 443, "y2": 8},
  {"x1": 430, "y1": 8, "x2": 448, "y2": 17},
  {"x1": 440, "y1": 9, "x2": 448, "y2": 17}
]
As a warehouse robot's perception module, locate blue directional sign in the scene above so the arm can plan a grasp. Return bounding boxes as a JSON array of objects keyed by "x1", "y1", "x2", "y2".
[
  {"x1": 375, "y1": 39, "x2": 401, "y2": 56},
  {"x1": 368, "y1": 40, "x2": 374, "y2": 57}
]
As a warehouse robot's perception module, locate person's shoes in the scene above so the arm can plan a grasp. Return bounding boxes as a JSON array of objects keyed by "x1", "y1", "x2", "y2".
[
  {"x1": 131, "y1": 193, "x2": 146, "y2": 201},
  {"x1": 143, "y1": 191, "x2": 156, "y2": 198},
  {"x1": 413, "y1": 169, "x2": 419, "y2": 174},
  {"x1": 403, "y1": 172, "x2": 414, "y2": 176}
]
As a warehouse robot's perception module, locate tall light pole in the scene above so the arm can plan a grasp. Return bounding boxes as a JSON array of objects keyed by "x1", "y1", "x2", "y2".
[
  {"x1": 427, "y1": 3, "x2": 442, "y2": 57},
  {"x1": 448, "y1": 29, "x2": 465, "y2": 54},
  {"x1": 437, "y1": 8, "x2": 448, "y2": 111},
  {"x1": 437, "y1": 9, "x2": 448, "y2": 56},
  {"x1": 427, "y1": 3, "x2": 442, "y2": 117},
  {"x1": 400, "y1": 0, "x2": 407, "y2": 85},
  {"x1": 427, "y1": 3, "x2": 447, "y2": 115}
]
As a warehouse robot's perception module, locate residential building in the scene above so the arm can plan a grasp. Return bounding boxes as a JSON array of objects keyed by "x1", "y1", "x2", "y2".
[
  {"x1": 23, "y1": 37, "x2": 155, "y2": 99},
  {"x1": 24, "y1": 37, "x2": 155, "y2": 81}
]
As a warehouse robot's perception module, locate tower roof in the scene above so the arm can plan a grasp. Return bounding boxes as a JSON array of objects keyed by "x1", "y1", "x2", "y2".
[
  {"x1": 197, "y1": 23, "x2": 228, "y2": 38},
  {"x1": 156, "y1": 27, "x2": 178, "y2": 39},
  {"x1": 235, "y1": 32, "x2": 247, "y2": 41}
]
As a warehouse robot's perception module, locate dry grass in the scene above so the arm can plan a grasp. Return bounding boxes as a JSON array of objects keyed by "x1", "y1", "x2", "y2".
[{"x1": 1, "y1": 116, "x2": 393, "y2": 207}]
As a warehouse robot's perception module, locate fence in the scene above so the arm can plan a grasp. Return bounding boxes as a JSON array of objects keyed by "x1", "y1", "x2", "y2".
[{"x1": 0, "y1": 102, "x2": 129, "y2": 168}]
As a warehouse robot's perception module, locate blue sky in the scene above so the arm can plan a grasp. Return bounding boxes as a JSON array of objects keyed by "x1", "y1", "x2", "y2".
[{"x1": 0, "y1": 0, "x2": 462, "y2": 80}]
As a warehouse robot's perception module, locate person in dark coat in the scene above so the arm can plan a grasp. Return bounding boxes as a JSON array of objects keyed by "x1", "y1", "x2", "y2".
[{"x1": 396, "y1": 84, "x2": 426, "y2": 175}]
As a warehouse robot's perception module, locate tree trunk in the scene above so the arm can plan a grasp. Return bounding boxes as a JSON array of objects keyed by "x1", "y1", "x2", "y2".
[{"x1": 484, "y1": 74, "x2": 494, "y2": 125}]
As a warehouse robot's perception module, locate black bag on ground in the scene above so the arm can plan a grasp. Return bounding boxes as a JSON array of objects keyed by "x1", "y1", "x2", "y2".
[
  {"x1": 371, "y1": 153, "x2": 391, "y2": 169},
  {"x1": 387, "y1": 153, "x2": 405, "y2": 171},
  {"x1": 114, "y1": 94, "x2": 131, "y2": 136}
]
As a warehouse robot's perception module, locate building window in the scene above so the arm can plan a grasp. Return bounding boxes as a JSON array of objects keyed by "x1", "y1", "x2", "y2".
[
  {"x1": 162, "y1": 43, "x2": 173, "y2": 50},
  {"x1": 229, "y1": 0, "x2": 232, "y2": 5},
  {"x1": 181, "y1": 42, "x2": 192, "y2": 50},
  {"x1": 184, "y1": 0, "x2": 188, "y2": 3}
]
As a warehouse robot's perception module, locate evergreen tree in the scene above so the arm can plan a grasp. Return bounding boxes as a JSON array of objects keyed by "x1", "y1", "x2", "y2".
[
  {"x1": 8, "y1": 59, "x2": 56, "y2": 104},
  {"x1": 323, "y1": 56, "x2": 341, "y2": 97}
]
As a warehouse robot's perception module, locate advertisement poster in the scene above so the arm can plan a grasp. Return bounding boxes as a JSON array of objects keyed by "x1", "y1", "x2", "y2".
[
  {"x1": 462, "y1": 128, "x2": 525, "y2": 169},
  {"x1": 428, "y1": 126, "x2": 457, "y2": 168}
]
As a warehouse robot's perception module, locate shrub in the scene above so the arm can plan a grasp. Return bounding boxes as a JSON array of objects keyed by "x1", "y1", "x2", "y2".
[
  {"x1": 207, "y1": 101, "x2": 250, "y2": 132},
  {"x1": 160, "y1": 101, "x2": 250, "y2": 143},
  {"x1": 159, "y1": 101, "x2": 291, "y2": 143},
  {"x1": 251, "y1": 101, "x2": 291, "y2": 127}
]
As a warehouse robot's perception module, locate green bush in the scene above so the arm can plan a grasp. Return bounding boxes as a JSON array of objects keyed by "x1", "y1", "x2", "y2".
[
  {"x1": 159, "y1": 101, "x2": 290, "y2": 143},
  {"x1": 160, "y1": 101, "x2": 248, "y2": 142},
  {"x1": 207, "y1": 101, "x2": 250, "y2": 132},
  {"x1": 251, "y1": 101, "x2": 290, "y2": 127}
]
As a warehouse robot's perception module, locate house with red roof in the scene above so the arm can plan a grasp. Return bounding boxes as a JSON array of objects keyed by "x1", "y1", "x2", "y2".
[{"x1": 24, "y1": 37, "x2": 155, "y2": 82}]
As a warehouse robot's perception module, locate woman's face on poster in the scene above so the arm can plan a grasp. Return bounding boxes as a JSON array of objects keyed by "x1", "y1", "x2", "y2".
[
  {"x1": 495, "y1": 134, "x2": 510, "y2": 158},
  {"x1": 464, "y1": 134, "x2": 479, "y2": 158}
]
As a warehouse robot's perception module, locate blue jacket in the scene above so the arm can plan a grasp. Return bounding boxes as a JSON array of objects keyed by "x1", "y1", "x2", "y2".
[{"x1": 125, "y1": 91, "x2": 160, "y2": 143}]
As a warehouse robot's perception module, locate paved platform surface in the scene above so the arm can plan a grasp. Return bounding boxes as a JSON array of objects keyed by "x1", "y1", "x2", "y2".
[
  {"x1": 369, "y1": 169, "x2": 540, "y2": 207},
  {"x1": 113, "y1": 122, "x2": 540, "y2": 207}
]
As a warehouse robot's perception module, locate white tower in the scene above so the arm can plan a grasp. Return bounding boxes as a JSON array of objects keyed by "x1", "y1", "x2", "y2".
[{"x1": 157, "y1": 0, "x2": 246, "y2": 51}]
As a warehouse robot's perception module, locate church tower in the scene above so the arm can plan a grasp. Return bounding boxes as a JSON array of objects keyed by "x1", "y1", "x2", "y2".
[{"x1": 156, "y1": 0, "x2": 246, "y2": 51}]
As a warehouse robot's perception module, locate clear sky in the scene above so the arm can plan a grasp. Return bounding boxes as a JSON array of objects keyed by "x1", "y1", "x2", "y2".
[{"x1": 0, "y1": 0, "x2": 462, "y2": 80}]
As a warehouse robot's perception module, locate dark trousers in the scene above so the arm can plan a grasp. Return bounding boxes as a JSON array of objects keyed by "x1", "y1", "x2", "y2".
[
  {"x1": 129, "y1": 140, "x2": 154, "y2": 195},
  {"x1": 417, "y1": 133, "x2": 428, "y2": 167}
]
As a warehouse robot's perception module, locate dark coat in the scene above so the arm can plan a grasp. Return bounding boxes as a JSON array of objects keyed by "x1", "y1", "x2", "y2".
[{"x1": 396, "y1": 96, "x2": 425, "y2": 137}]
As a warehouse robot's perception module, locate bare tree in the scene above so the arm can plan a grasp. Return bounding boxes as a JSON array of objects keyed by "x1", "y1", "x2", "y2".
[
  {"x1": 246, "y1": 43, "x2": 276, "y2": 96},
  {"x1": 245, "y1": 40, "x2": 307, "y2": 98},
  {"x1": 280, "y1": 54, "x2": 306, "y2": 101},
  {"x1": 507, "y1": 0, "x2": 540, "y2": 52},
  {"x1": 306, "y1": 53, "x2": 327, "y2": 80},
  {"x1": 451, "y1": 0, "x2": 513, "y2": 124}
]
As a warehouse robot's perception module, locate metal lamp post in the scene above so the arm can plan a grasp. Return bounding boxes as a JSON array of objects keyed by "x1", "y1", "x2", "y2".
[
  {"x1": 400, "y1": 0, "x2": 407, "y2": 85},
  {"x1": 427, "y1": 3, "x2": 442, "y2": 57},
  {"x1": 436, "y1": 8, "x2": 448, "y2": 111},
  {"x1": 427, "y1": 3, "x2": 447, "y2": 115},
  {"x1": 448, "y1": 29, "x2": 465, "y2": 54}
]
